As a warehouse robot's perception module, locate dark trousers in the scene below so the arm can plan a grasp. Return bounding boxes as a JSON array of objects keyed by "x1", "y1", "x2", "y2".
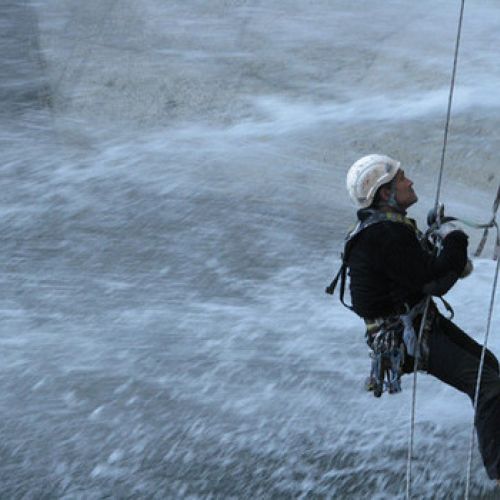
[{"x1": 427, "y1": 313, "x2": 500, "y2": 480}]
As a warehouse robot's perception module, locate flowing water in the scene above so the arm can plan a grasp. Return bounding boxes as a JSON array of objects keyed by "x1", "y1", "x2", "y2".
[{"x1": 2, "y1": 1, "x2": 500, "y2": 498}]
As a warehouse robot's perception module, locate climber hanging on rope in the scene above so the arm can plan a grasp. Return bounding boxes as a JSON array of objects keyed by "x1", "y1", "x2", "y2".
[{"x1": 327, "y1": 154, "x2": 500, "y2": 482}]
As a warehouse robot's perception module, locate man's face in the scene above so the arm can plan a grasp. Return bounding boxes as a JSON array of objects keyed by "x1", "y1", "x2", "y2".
[{"x1": 393, "y1": 169, "x2": 418, "y2": 209}]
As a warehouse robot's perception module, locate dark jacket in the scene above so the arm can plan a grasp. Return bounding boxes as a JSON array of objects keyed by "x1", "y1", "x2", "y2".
[{"x1": 346, "y1": 209, "x2": 468, "y2": 319}]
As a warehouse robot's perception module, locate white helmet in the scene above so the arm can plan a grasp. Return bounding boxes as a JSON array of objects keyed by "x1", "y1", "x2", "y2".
[{"x1": 346, "y1": 154, "x2": 400, "y2": 208}]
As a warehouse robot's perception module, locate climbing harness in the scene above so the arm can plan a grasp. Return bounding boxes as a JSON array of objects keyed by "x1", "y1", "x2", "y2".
[{"x1": 363, "y1": 302, "x2": 436, "y2": 399}]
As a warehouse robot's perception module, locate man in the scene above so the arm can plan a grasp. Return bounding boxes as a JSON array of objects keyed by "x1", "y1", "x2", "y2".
[{"x1": 339, "y1": 154, "x2": 500, "y2": 481}]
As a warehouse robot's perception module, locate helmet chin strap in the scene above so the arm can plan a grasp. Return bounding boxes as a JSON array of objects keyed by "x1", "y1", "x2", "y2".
[{"x1": 385, "y1": 178, "x2": 405, "y2": 213}]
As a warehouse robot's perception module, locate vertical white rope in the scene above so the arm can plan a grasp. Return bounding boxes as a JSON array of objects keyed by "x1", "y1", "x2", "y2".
[
  {"x1": 406, "y1": 1, "x2": 466, "y2": 498},
  {"x1": 434, "y1": 0, "x2": 466, "y2": 215}
]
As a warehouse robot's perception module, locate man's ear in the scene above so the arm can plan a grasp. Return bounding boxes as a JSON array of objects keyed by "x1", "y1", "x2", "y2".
[{"x1": 378, "y1": 185, "x2": 390, "y2": 202}]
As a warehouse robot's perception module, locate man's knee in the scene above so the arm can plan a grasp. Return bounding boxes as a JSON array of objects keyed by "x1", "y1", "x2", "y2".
[{"x1": 485, "y1": 348, "x2": 500, "y2": 375}]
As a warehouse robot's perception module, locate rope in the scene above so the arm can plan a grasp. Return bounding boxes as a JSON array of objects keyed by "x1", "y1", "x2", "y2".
[
  {"x1": 405, "y1": 296, "x2": 431, "y2": 500},
  {"x1": 434, "y1": 0, "x2": 466, "y2": 215},
  {"x1": 406, "y1": 1, "x2": 466, "y2": 498}
]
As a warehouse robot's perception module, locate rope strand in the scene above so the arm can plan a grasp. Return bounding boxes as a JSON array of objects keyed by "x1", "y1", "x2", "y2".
[
  {"x1": 405, "y1": 296, "x2": 431, "y2": 499},
  {"x1": 434, "y1": 0, "x2": 466, "y2": 215}
]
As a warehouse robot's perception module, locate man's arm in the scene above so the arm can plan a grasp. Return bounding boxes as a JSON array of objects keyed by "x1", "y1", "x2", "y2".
[{"x1": 380, "y1": 224, "x2": 468, "y2": 297}]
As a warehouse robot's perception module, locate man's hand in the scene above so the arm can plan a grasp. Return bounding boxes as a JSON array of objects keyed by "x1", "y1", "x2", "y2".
[
  {"x1": 427, "y1": 204, "x2": 468, "y2": 242},
  {"x1": 436, "y1": 221, "x2": 461, "y2": 239}
]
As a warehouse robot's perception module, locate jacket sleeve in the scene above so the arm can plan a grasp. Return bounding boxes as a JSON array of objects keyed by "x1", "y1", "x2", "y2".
[
  {"x1": 422, "y1": 270, "x2": 459, "y2": 296},
  {"x1": 379, "y1": 224, "x2": 468, "y2": 296}
]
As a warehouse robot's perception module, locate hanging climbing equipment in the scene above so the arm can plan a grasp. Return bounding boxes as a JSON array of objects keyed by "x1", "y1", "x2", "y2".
[{"x1": 365, "y1": 315, "x2": 405, "y2": 397}]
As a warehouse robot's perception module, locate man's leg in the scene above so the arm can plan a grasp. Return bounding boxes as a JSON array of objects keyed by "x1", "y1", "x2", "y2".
[
  {"x1": 427, "y1": 315, "x2": 500, "y2": 480},
  {"x1": 439, "y1": 315, "x2": 500, "y2": 374}
]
